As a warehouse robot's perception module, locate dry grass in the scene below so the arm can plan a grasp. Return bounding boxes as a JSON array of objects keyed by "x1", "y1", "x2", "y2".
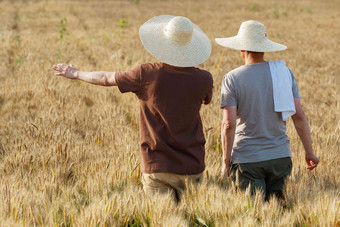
[{"x1": 0, "y1": 0, "x2": 339, "y2": 226}]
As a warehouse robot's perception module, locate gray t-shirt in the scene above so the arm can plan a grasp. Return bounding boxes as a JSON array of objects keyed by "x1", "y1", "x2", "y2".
[{"x1": 220, "y1": 62, "x2": 300, "y2": 164}]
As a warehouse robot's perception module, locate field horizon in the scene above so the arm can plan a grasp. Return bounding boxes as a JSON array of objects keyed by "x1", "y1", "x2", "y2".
[{"x1": 0, "y1": 0, "x2": 339, "y2": 226}]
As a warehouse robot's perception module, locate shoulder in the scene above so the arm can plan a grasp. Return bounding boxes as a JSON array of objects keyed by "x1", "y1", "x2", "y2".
[
  {"x1": 192, "y1": 67, "x2": 213, "y2": 88},
  {"x1": 287, "y1": 67, "x2": 295, "y2": 78},
  {"x1": 223, "y1": 66, "x2": 245, "y2": 80},
  {"x1": 222, "y1": 66, "x2": 247, "y2": 88},
  {"x1": 116, "y1": 64, "x2": 142, "y2": 78},
  {"x1": 222, "y1": 72, "x2": 236, "y2": 88},
  {"x1": 222, "y1": 65, "x2": 247, "y2": 82},
  {"x1": 228, "y1": 64, "x2": 263, "y2": 77},
  {"x1": 140, "y1": 62, "x2": 163, "y2": 71},
  {"x1": 283, "y1": 64, "x2": 298, "y2": 82},
  {"x1": 193, "y1": 67, "x2": 213, "y2": 80}
]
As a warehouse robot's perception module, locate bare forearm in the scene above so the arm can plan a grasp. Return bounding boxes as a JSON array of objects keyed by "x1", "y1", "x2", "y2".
[
  {"x1": 221, "y1": 124, "x2": 236, "y2": 165},
  {"x1": 292, "y1": 116, "x2": 313, "y2": 155},
  {"x1": 53, "y1": 64, "x2": 117, "y2": 86},
  {"x1": 291, "y1": 98, "x2": 319, "y2": 170},
  {"x1": 76, "y1": 71, "x2": 117, "y2": 86}
]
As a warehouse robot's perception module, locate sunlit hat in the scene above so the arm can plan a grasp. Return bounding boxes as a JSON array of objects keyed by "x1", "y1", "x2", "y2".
[
  {"x1": 215, "y1": 20, "x2": 287, "y2": 52},
  {"x1": 139, "y1": 15, "x2": 211, "y2": 67}
]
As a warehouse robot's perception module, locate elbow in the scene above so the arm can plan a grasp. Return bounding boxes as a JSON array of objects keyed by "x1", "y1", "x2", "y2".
[
  {"x1": 292, "y1": 110, "x2": 308, "y2": 126},
  {"x1": 222, "y1": 120, "x2": 236, "y2": 133},
  {"x1": 102, "y1": 73, "x2": 110, "y2": 86},
  {"x1": 292, "y1": 109, "x2": 306, "y2": 121},
  {"x1": 102, "y1": 72, "x2": 116, "y2": 86}
]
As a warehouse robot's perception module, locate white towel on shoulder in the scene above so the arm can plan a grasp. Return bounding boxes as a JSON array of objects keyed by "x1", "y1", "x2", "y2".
[{"x1": 269, "y1": 60, "x2": 296, "y2": 121}]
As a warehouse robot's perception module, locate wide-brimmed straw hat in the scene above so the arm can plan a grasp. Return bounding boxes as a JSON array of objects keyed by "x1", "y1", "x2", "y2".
[
  {"x1": 139, "y1": 15, "x2": 211, "y2": 67},
  {"x1": 215, "y1": 20, "x2": 286, "y2": 52}
]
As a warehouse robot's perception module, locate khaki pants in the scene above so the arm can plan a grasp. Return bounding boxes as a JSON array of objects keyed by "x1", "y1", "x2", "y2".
[{"x1": 142, "y1": 172, "x2": 203, "y2": 202}]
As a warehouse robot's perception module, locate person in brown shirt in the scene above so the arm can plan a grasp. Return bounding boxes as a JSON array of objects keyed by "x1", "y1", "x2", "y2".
[{"x1": 52, "y1": 15, "x2": 213, "y2": 202}]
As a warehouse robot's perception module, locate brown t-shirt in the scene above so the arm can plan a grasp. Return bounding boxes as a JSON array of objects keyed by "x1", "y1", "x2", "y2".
[{"x1": 115, "y1": 62, "x2": 213, "y2": 175}]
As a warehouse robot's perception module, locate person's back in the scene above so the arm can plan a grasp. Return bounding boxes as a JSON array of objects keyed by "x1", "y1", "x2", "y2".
[
  {"x1": 223, "y1": 62, "x2": 299, "y2": 163},
  {"x1": 116, "y1": 62, "x2": 213, "y2": 174}
]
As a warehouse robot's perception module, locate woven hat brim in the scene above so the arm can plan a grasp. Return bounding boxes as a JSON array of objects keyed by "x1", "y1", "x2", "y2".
[
  {"x1": 139, "y1": 15, "x2": 211, "y2": 67},
  {"x1": 215, "y1": 36, "x2": 287, "y2": 52}
]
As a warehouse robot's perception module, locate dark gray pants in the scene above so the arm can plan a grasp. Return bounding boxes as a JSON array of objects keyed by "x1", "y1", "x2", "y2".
[{"x1": 230, "y1": 157, "x2": 292, "y2": 201}]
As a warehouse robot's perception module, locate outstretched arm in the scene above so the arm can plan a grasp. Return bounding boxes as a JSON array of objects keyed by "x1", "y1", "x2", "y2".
[
  {"x1": 52, "y1": 64, "x2": 117, "y2": 86},
  {"x1": 291, "y1": 98, "x2": 319, "y2": 170},
  {"x1": 221, "y1": 106, "x2": 237, "y2": 177}
]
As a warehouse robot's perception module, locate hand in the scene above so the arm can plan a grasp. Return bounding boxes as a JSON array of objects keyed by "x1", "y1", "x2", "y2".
[
  {"x1": 305, "y1": 153, "x2": 319, "y2": 171},
  {"x1": 52, "y1": 63, "x2": 78, "y2": 79},
  {"x1": 221, "y1": 162, "x2": 231, "y2": 178}
]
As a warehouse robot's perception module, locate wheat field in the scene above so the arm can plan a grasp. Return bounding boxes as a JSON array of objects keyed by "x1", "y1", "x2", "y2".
[{"x1": 0, "y1": 0, "x2": 339, "y2": 226}]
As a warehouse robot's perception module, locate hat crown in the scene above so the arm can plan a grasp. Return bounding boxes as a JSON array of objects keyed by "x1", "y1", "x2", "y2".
[
  {"x1": 164, "y1": 16, "x2": 194, "y2": 45},
  {"x1": 237, "y1": 20, "x2": 267, "y2": 40}
]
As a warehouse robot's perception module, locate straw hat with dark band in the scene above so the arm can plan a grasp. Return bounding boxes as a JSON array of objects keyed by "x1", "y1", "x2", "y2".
[
  {"x1": 139, "y1": 15, "x2": 211, "y2": 67},
  {"x1": 215, "y1": 20, "x2": 287, "y2": 52}
]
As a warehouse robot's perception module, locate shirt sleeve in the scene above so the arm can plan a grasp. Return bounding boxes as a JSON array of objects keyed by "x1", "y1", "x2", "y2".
[
  {"x1": 220, "y1": 73, "x2": 237, "y2": 107},
  {"x1": 115, "y1": 65, "x2": 142, "y2": 93},
  {"x1": 289, "y1": 69, "x2": 301, "y2": 98},
  {"x1": 203, "y1": 73, "x2": 213, "y2": 105}
]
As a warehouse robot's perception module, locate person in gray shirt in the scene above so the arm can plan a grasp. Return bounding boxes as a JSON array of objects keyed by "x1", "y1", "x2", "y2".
[{"x1": 215, "y1": 20, "x2": 319, "y2": 203}]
